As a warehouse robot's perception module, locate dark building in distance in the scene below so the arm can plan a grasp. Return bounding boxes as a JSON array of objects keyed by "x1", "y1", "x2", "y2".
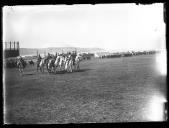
[{"x1": 4, "y1": 42, "x2": 20, "y2": 58}]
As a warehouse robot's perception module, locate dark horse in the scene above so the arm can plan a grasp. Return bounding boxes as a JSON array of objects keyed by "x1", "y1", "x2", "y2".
[
  {"x1": 17, "y1": 57, "x2": 26, "y2": 75},
  {"x1": 29, "y1": 60, "x2": 34, "y2": 66},
  {"x1": 37, "y1": 55, "x2": 42, "y2": 72}
]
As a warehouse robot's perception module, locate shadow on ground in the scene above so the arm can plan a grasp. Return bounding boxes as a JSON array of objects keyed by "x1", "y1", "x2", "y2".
[
  {"x1": 46, "y1": 68, "x2": 93, "y2": 74},
  {"x1": 23, "y1": 73, "x2": 35, "y2": 76},
  {"x1": 74, "y1": 69, "x2": 93, "y2": 72}
]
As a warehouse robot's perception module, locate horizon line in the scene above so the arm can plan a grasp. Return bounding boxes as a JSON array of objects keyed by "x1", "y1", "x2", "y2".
[{"x1": 18, "y1": 47, "x2": 160, "y2": 52}]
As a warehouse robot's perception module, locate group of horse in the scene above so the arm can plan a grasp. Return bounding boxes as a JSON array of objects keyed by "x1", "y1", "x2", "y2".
[{"x1": 16, "y1": 52, "x2": 83, "y2": 75}]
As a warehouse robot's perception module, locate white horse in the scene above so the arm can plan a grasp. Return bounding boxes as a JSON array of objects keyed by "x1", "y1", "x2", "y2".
[
  {"x1": 54, "y1": 56, "x2": 61, "y2": 72},
  {"x1": 54, "y1": 55, "x2": 65, "y2": 72},
  {"x1": 39, "y1": 58, "x2": 46, "y2": 73},
  {"x1": 59, "y1": 56, "x2": 66, "y2": 71},
  {"x1": 65, "y1": 55, "x2": 73, "y2": 72}
]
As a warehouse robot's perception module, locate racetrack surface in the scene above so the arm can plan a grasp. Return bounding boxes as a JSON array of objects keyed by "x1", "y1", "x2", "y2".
[{"x1": 4, "y1": 54, "x2": 166, "y2": 124}]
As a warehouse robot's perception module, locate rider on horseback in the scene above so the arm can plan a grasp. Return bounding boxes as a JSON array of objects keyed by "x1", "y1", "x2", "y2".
[
  {"x1": 38, "y1": 54, "x2": 42, "y2": 61},
  {"x1": 72, "y1": 51, "x2": 76, "y2": 65},
  {"x1": 18, "y1": 56, "x2": 26, "y2": 68}
]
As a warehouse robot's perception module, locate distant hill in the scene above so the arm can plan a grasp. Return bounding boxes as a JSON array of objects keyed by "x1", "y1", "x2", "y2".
[{"x1": 20, "y1": 47, "x2": 106, "y2": 56}]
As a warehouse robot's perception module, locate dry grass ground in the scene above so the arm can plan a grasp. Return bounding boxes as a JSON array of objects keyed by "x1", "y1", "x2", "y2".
[{"x1": 4, "y1": 54, "x2": 166, "y2": 124}]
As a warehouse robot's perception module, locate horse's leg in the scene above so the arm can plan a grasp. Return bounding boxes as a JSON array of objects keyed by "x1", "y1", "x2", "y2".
[
  {"x1": 70, "y1": 63, "x2": 73, "y2": 72},
  {"x1": 76, "y1": 64, "x2": 77, "y2": 70},
  {"x1": 48, "y1": 65, "x2": 50, "y2": 73},
  {"x1": 60, "y1": 63, "x2": 62, "y2": 71},
  {"x1": 19, "y1": 69, "x2": 22, "y2": 76},
  {"x1": 60, "y1": 65, "x2": 62, "y2": 71},
  {"x1": 75, "y1": 63, "x2": 77, "y2": 71},
  {"x1": 47, "y1": 65, "x2": 49, "y2": 73},
  {"x1": 41, "y1": 67, "x2": 43, "y2": 73},
  {"x1": 40, "y1": 66, "x2": 42, "y2": 73},
  {"x1": 41, "y1": 66, "x2": 43, "y2": 73},
  {"x1": 21, "y1": 67, "x2": 24, "y2": 75},
  {"x1": 53, "y1": 64, "x2": 55, "y2": 73},
  {"x1": 46, "y1": 64, "x2": 49, "y2": 73},
  {"x1": 18, "y1": 67, "x2": 21, "y2": 74},
  {"x1": 68, "y1": 63, "x2": 71, "y2": 72},
  {"x1": 53, "y1": 66, "x2": 55, "y2": 73},
  {"x1": 73, "y1": 64, "x2": 75, "y2": 71},
  {"x1": 54, "y1": 65, "x2": 56, "y2": 73},
  {"x1": 66, "y1": 64, "x2": 68, "y2": 72},
  {"x1": 48, "y1": 66, "x2": 50, "y2": 73},
  {"x1": 19, "y1": 66, "x2": 23, "y2": 76},
  {"x1": 77, "y1": 63, "x2": 79, "y2": 70},
  {"x1": 52, "y1": 66, "x2": 53, "y2": 73},
  {"x1": 58, "y1": 65, "x2": 61, "y2": 72},
  {"x1": 42, "y1": 66, "x2": 45, "y2": 73},
  {"x1": 69, "y1": 65, "x2": 71, "y2": 72},
  {"x1": 68, "y1": 64, "x2": 69, "y2": 72},
  {"x1": 56, "y1": 65, "x2": 58, "y2": 73},
  {"x1": 47, "y1": 64, "x2": 49, "y2": 73}
]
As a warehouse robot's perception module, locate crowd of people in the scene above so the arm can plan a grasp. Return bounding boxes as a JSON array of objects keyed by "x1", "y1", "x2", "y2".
[{"x1": 98, "y1": 50, "x2": 157, "y2": 59}]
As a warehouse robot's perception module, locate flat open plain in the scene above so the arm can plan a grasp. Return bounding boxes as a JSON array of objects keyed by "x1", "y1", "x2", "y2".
[{"x1": 4, "y1": 54, "x2": 166, "y2": 124}]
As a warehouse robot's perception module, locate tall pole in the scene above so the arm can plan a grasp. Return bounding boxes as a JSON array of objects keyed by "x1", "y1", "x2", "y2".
[
  {"x1": 14, "y1": 41, "x2": 15, "y2": 50},
  {"x1": 17, "y1": 42, "x2": 19, "y2": 50},
  {"x1": 18, "y1": 41, "x2": 20, "y2": 56},
  {"x1": 10, "y1": 41, "x2": 11, "y2": 50}
]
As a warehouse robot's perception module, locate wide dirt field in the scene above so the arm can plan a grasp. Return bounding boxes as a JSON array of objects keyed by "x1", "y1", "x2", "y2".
[{"x1": 4, "y1": 54, "x2": 166, "y2": 124}]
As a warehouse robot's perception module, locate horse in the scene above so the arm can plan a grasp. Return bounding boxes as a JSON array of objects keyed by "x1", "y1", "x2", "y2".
[
  {"x1": 58, "y1": 55, "x2": 66, "y2": 71},
  {"x1": 47, "y1": 58, "x2": 55, "y2": 73},
  {"x1": 29, "y1": 60, "x2": 34, "y2": 66},
  {"x1": 17, "y1": 58, "x2": 26, "y2": 75},
  {"x1": 45, "y1": 55, "x2": 53, "y2": 72},
  {"x1": 37, "y1": 56, "x2": 48, "y2": 73},
  {"x1": 74, "y1": 55, "x2": 83, "y2": 71},
  {"x1": 37, "y1": 57, "x2": 42, "y2": 72},
  {"x1": 39, "y1": 58, "x2": 47, "y2": 73},
  {"x1": 65, "y1": 55, "x2": 73, "y2": 72},
  {"x1": 54, "y1": 55, "x2": 61, "y2": 73}
]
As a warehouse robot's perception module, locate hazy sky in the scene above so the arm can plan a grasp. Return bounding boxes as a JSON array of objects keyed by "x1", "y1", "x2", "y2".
[{"x1": 3, "y1": 4, "x2": 165, "y2": 51}]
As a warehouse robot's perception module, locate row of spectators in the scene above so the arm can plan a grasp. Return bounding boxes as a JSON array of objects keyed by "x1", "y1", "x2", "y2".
[{"x1": 99, "y1": 50, "x2": 157, "y2": 59}]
